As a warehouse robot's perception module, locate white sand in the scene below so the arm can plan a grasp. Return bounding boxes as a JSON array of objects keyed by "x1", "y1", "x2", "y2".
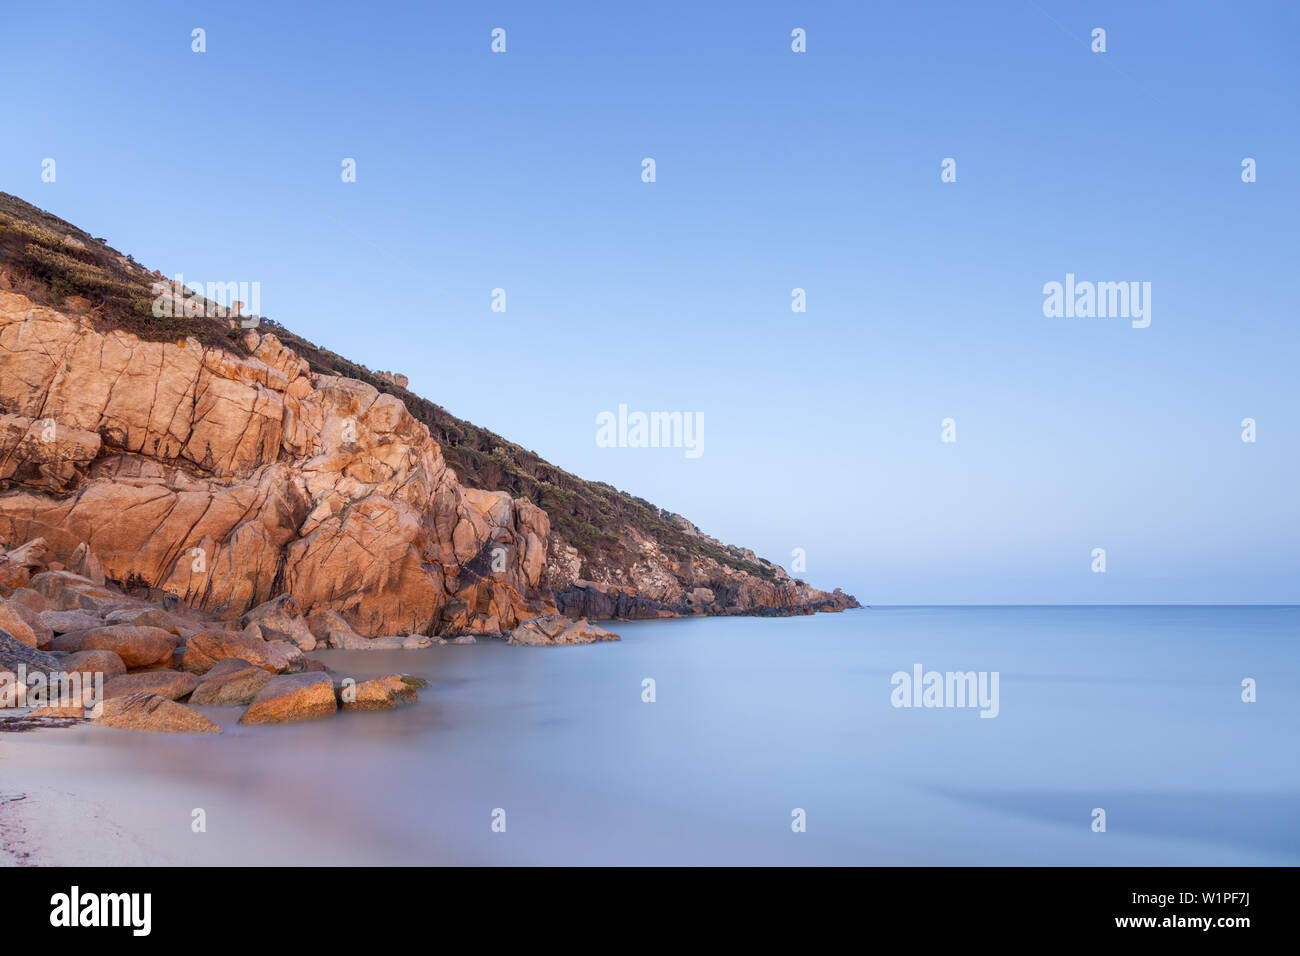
[
  {"x1": 0, "y1": 785, "x2": 164, "y2": 866},
  {"x1": 0, "y1": 722, "x2": 389, "y2": 866}
]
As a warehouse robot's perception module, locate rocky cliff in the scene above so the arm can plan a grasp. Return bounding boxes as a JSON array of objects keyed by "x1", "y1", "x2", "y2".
[{"x1": 0, "y1": 193, "x2": 857, "y2": 637}]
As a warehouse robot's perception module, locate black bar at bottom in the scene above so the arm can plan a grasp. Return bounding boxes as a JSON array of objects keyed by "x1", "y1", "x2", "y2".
[{"x1": 0, "y1": 865, "x2": 1280, "y2": 942}]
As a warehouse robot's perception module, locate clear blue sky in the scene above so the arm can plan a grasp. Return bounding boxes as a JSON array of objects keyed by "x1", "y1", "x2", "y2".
[{"x1": 2, "y1": 1, "x2": 1296, "y2": 603}]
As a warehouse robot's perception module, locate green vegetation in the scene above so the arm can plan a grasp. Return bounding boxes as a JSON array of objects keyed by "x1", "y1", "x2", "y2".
[{"x1": 0, "y1": 194, "x2": 248, "y2": 352}]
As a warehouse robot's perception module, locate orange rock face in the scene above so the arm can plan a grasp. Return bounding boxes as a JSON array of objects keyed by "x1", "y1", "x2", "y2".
[
  {"x1": 0, "y1": 292, "x2": 554, "y2": 637},
  {"x1": 93, "y1": 692, "x2": 221, "y2": 734},
  {"x1": 239, "y1": 673, "x2": 337, "y2": 724},
  {"x1": 0, "y1": 289, "x2": 856, "y2": 635}
]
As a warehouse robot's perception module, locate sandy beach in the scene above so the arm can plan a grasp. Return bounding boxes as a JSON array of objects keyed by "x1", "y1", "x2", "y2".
[
  {"x1": 1, "y1": 777, "x2": 164, "y2": 866},
  {"x1": 0, "y1": 718, "x2": 390, "y2": 866}
]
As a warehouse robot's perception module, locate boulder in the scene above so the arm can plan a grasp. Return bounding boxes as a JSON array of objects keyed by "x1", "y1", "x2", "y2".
[
  {"x1": 338, "y1": 632, "x2": 405, "y2": 650},
  {"x1": 49, "y1": 630, "x2": 91, "y2": 653},
  {"x1": 28, "y1": 570, "x2": 99, "y2": 610},
  {"x1": 307, "y1": 610, "x2": 409, "y2": 650},
  {"x1": 39, "y1": 609, "x2": 102, "y2": 633},
  {"x1": 7, "y1": 599, "x2": 53, "y2": 649},
  {"x1": 102, "y1": 669, "x2": 199, "y2": 701},
  {"x1": 68, "y1": 586, "x2": 133, "y2": 615},
  {"x1": 305, "y1": 607, "x2": 360, "y2": 649},
  {"x1": 28, "y1": 703, "x2": 88, "y2": 719},
  {"x1": 507, "y1": 615, "x2": 620, "y2": 647},
  {"x1": 686, "y1": 586, "x2": 716, "y2": 606},
  {"x1": 7, "y1": 588, "x2": 46, "y2": 613},
  {"x1": 339, "y1": 675, "x2": 422, "y2": 711},
  {"x1": 241, "y1": 594, "x2": 316, "y2": 651},
  {"x1": 1, "y1": 631, "x2": 63, "y2": 710},
  {"x1": 103, "y1": 606, "x2": 182, "y2": 633},
  {"x1": 239, "y1": 673, "x2": 337, "y2": 724},
  {"x1": 62, "y1": 649, "x2": 127, "y2": 681},
  {"x1": 0, "y1": 597, "x2": 39, "y2": 648},
  {"x1": 66, "y1": 542, "x2": 106, "y2": 586},
  {"x1": 189, "y1": 658, "x2": 273, "y2": 706},
  {"x1": 93, "y1": 693, "x2": 220, "y2": 734},
  {"x1": 0, "y1": 563, "x2": 29, "y2": 591},
  {"x1": 0, "y1": 629, "x2": 59, "y2": 677},
  {"x1": 182, "y1": 629, "x2": 304, "y2": 675},
  {"x1": 402, "y1": 634, "x2": 431, "y2": 649},
  {"x1": 0, "y1": 537, "x2": 48, "y2": 589},
  {"x1": 0, "y1": 564, "x2": 30, "y2": 591},
  {"x1": 76, "y1": 625, "x2": 178, "y2": 669}
]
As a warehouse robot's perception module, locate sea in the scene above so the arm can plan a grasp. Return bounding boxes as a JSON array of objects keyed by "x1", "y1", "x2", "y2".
[{"x1": 4, "y1": 606, "x2": 1296, "y2": 865}]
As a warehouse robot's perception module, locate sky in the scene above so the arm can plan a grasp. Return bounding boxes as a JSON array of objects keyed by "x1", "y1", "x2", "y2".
[{"x1": 1, "y1": 1, "x2": 1297, "y2": 603}]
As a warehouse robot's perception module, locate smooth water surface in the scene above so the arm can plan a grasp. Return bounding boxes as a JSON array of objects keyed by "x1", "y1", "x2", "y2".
[{"x1": 4, "y1": 606, "x2": 1296, "y2": 865}]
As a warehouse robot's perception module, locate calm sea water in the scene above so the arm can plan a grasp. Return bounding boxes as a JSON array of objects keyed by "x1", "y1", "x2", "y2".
[{"x1": 8, "y1": 606, "x2": 1298, "y2": 865}]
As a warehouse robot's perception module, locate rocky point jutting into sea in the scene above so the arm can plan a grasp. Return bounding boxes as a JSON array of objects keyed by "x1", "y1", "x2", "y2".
[{"x1": 0, "y1": 193, "x2": 856, "y2": 675}]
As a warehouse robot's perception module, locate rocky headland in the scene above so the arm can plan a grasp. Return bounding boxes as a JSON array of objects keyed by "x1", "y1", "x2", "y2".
[{"x1": 0, "y1": 192, "x2": 858, "y2": 676}]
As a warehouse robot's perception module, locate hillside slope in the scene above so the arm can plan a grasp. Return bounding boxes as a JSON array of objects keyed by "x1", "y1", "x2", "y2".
[{"x1": 0, "y1": 193, "x2": 857, "y2": 632}]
